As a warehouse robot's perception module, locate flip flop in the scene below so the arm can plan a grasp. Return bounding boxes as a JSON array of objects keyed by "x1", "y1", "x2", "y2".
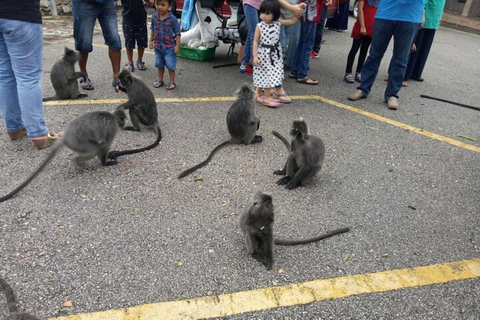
[
  {"x1": 261, "y1": 99, "x2": 280, "y2": 108},
  {"x1": 255, "y1": 96, "x2": 266, "y2": 103},
  {"x1": 288, "y1": 73, "x2": 298, "y2": 79},
  {"x1": 125, "y1": 63, "x2": 134, "y2": 72},
  {"x1": 136, "y1": 61, "x2": 147, "y2": 71},
  {"x1": 112, "y1": 79, "x2": 126, "y2": 93},
  {"x1": 297, "y1": 77, "x2": 319, "y2": 85},
  {"x1": 344, "y1": 73, "x2": 355, "y2": 83},
  {"x1": 80, "y1": 77, "x2": 94, "y2": 91},
  {"x1": 272, "y1": 92, "x2": 292, "y2": 103},
  {"x1": 154, "y1": 79, "x2": 164, "y2": 88},
  {"x1": 355, "y1": 73, "x2": 362, "y2": 82},
  {"x1": 166, "y1": 82, "x2": 176, "y2": 90}
]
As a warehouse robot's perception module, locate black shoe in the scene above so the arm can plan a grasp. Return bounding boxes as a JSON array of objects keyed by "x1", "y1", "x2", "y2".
[{"x1": 412, "y1": 77, "x2": 424, "y2": 82}]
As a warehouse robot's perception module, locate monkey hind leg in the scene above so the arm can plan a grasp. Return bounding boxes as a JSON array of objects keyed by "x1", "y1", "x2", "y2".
[
  {"x1": 251, "y1": 135, "x2": 263, "y2": 144},
  {"x1": 98, "y1": 146, "x2": 117, "y2": 166},
  {"x1": 277, "y1": 176, "x2": 291, "y2": 185},
  {"x1": 76, "y1": 93, "x2": 88, "y2": 99},
  {"x1": 274, "y1": 167, "x2": 286, "y2": 175}
]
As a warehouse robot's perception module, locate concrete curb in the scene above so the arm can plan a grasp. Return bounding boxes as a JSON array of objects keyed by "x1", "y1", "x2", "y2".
[{"x1": 442, "y1": 13, "x2": 480, "y2": 31}]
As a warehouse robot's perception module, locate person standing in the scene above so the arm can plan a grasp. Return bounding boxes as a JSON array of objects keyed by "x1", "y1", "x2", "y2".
[
  {"x1": 348, "y1": 0, "x2": 426, "y2": 110},
  {"x1": 72, "y1": 0, "x2": 125, "y2": 92},
  {"x1": 325, "y1": 0, "x2": 349, "y2": 32},
  {"x1": 404, "y1": 0, "x2": 446, "y2": 82},
  {"x1": 0, "y1": 0, "x2": 61, "y2": 149}
]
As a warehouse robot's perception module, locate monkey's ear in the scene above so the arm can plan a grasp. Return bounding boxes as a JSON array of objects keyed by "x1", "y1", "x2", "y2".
[{"x1": 125, "y1": 74, "x2": 133, "y2": 85}]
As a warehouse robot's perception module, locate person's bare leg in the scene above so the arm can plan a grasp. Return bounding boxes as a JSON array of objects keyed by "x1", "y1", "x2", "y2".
[
  {"x1": 137, "y1": 47, "x2": 145, "y2": 62},
  {"x1": 168, "y1": 69, "x2": 176, "y2": 84},
  {"x1": 254, "y1": 86, "x2": 262, "y2": 100},
  {"x1": 126, "y1": 48, "x2": 134, "y2": 67},
  {"x1": 79, "y1": 52, "x2": 89, "y2": 78},
  {"x1": 109, "y1": 47, "x2": 121, "y2": 82}
]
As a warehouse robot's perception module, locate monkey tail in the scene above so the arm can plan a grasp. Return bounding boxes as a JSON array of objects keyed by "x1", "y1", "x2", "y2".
[
  {"x1": 420, "y1": 95, "x2": 480, "y2": 112},
  {"x1": 0, "y1": 139, "x2": 64, "y2": 203},
  {"x1": 272, "y1": 131, "x2": 290, "y2": 150},
  {"x1": 108, "y1": 123, "x2": 162, "y2": 159},
  {"x1": 0, "y1": 277, "x2": 18, "y2": 313},
  {"x1": 178, "y1": 140, "x2": 234, "y2": 179},
  {"x1": 274, "y1": 227, "x2": 350, "y2": 246},
  {"x1": 42, "y1": 96, "x2": 58, "y2": 102}
]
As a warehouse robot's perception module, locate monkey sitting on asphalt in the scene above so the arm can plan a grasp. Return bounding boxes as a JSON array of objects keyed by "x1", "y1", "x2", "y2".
[
  {"x1": 0, "y1": 111, "x2": 126, "y2": 202},
  {"x1": 240, "y1": 192, "x2": 350, "y2": 270},
  {"x1": 43, "y1": 47, "x2": 87, "y2": 101},
  {"x1": 272, "y1": 118, "x2": 325, "y2": 189},
  {"x1": 1, "y1": 277, "x2": 40, "y2": 320},
  {"x1": 178, "y1": 84, "x2": 262, "y2": 179}
]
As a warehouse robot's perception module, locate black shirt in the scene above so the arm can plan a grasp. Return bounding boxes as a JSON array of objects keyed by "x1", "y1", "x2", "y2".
[
  {"x1": 0, "y1": 0, "x2": 42, "y2": 24},
  {"x1": 121, "y1": 0, "x2": 147, "y2": 21}
]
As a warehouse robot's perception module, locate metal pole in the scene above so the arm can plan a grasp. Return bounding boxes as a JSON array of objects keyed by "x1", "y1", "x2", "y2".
[
  {"x1": 50, "y1": 0, "x2": 58, "y2": 16},
  {"x1": 462, "y1": 0, "x2": 473, "y2": 17}
]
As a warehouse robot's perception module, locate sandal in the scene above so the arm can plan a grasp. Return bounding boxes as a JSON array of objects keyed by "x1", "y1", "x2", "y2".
[
  {"x1": 261, "y1": 99, "x2": 280, "y2": 108},
  {"x1": 136, "y1": 61, "x2": 147, "y2": 71},
  {"x1": 355, "y1": 73, "x2": 361, "y2": 82},
  {"x1": 125, "y1": 63, "x2": 134, "y2": 72},
  {"x1": 272, "y1": 92, "x2": 292, "y2": 103},
  {"x1": 154, "y1": 79, "x2": 164, "y2": 88},
  {"x1": 7, "y1": 127, "x2": 27, "y2": 140},
  {"x1": 288, "y1": 73, "x2": 297, "y2": 79},
  {"x1": 112, "y1": 79, "x2": 127, "y2": 93},
  {"x1": 80, "y1": 77, "x2": 94, "y2": 91},
  {"x1": 297, "y1": 77, "x2": 319, "y2": 85},
  {"x1": 255, "y1": 96, "x2": 266, "y2": 103},
  {"x1": 166, "y1": 82, "x2": 176, "y2": 90},
  {"x1": 344, "y1": 73, "x2": 355, "y2": 84},
  {"x1": 31, "y1": 130, "x2": 61, "y2": 149}
]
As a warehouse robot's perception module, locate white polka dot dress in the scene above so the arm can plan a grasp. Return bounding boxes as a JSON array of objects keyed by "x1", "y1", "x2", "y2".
[{"x1": 253, "y1": 21, "x2": 283, "y2": 88}]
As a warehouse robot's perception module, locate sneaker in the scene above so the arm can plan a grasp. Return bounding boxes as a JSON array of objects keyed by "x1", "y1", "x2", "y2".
[
  {"x1": 348, "y1": 89, "x2": 365, "y2": 101},
  {"x1": 310, "y1": 51, "x2": 319, "y2": 59},
  {"x1": 239, "y1": 64, "x2": 254, "y2": 75},
  {"x1": 387, "y1": 97, "x2": 399, "y2": 110}
]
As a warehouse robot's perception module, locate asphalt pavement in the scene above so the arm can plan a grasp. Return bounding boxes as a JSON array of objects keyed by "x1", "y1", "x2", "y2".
[{"x1": 0, "y1": 15, "x2": 479, "y2": 320}]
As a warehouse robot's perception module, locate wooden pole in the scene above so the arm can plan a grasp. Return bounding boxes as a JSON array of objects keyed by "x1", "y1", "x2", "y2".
[
  {"x1": 50, "y1": 0, "x2": 58, "y2": 16},
  {"x1": 462, "y1": 0, "x2": 473, "y2": 17}
]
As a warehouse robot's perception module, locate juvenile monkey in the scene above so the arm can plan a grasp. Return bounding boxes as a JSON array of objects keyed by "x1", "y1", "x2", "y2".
[
  {"x1": 272, "y1": 118, "x2": 325, "y2": 189},
  {"x1": 0, "y1": 277, "x2": 40, "y2": 320},
  {"x1": 43, "y1": 47, "x2": 87, "y2": 101},
  {"x1": 178, "y1": 85, "x2": 262, "y2": 179},
  {"x1": 108, "y1": 70, "x2": 162, "y2": 159},
  {"x1": 240, "y1": 192, "x2": 350, "y2": 270},
  {"x1": 0, "y1": 111, "x2": 126, "y2": 203}
]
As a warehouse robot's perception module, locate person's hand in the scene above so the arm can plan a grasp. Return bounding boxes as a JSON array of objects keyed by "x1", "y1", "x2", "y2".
[
  {"x1": 293, "y1": 3, "x2": 305, "y2": 18},
  {"x1": 324, "y1": 0, "x2": 332, "y2": 5},
  {"x1": 360, "y1": 26, "x2": 366, "y2": 35},
  {"x1": 254, "y1": 57, "x2": 259, "y2": 66},
  {"x1": 174, "y1": 46, "x2": 180, "y2": 54},
  {"x1": 411, "y1": 43, "x2": 417, "y2": 52},
  {"x1": 149, "y1": 41, "x2": 153, "y2": 49}
]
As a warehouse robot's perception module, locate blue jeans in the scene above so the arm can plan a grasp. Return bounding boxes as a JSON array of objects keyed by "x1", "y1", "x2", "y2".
[
  {"x1": 240, "y1": 4, "x2": 259, "y2": 67},
  {"x1": 290, "y1": 19, "x2": 316, "y2": 80},
  {"x1": 0, "y1": 19, "x2": 47, "y2": 138},
  {"x1": 72, "y1": 0, "x2": 122, "y2": 52},
  {"x1": 312, "y1": 4, "x2": 328, "y2": 53},
  {"x1": 358, "y1": 18, "x2": 419, "y2": 101},
  {"x1": 280, "y1": 20, "x2": 300, "y2": 68}
]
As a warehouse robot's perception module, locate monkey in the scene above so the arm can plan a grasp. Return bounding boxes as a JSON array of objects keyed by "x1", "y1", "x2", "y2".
[
  {"x1": 1, "y1": 277, "x2": 40, "y2": 320},
  {"x1": 42, "y1": 47, "x2": 88, "y2": 101},
  {"x1": 272, "y1": 118, "x2": 326, "y2": 189},
  {"x1": 240, "y1": 192, "x2": 350, "y2": 270},
  {"x1": 177, "y1": 84, "x2": 262, "y2": 179},
  {"x1": 0, "y1": 111, "x2": 126, "y2": 203},
  {"x1": 106, "y1": 69, "x2": 162, "y2": 159}
]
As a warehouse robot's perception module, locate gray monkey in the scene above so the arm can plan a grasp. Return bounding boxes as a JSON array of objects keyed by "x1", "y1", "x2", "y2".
[
  {"x1": 0, "y1": 111, "x2": 126, "y2": 202},
  {"x1": 272, "y1": 118, "x2": 326, "y2": 189},
  {"x1": 240, "y1": 192, "x2": 350, "y2": 270},
  {"x1": 43, "y1": 47, "x2": 87, "y2": 101},
  {"x1": 178, "y1": 84, "x2": 262, "y2": 179},
  {"x1": 107, "y1": 69, "x2": 162, "y2": 159},
  {"x1": 0, "y1": 277, "x2": 40, "y2": 320}
]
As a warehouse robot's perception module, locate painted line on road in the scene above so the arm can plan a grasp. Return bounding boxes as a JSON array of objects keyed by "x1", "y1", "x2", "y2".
[
  {"x1": 50, "y1": 258, "x2": 480, "y2": 320},
  {"x1": 315, "y1": 96, "x2": 480, "y2": 154},
  {"x1": 43, "y1": 95, "x2": 480, "y2": 153}
]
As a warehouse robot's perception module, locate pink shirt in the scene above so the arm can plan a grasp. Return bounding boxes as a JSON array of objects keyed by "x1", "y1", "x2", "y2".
[{"x1": 243, "y1": 0, "x2": 263, "y2": 10}]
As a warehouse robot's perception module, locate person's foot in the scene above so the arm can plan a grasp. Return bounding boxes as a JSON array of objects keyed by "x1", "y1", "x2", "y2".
[
  {"x1": 310, "y1": 51, "x2": 319, "y2": 59},
  {"x1": 344, "y1": 73, "x2": 354, "y2": 83},
  {"x1": 386, "y1": 96, "x2": 399, "y2": 110},
  {"x1": 412, "y1": 77, "x2": 424, "y2": 82},
  {"x1": 239, "y1": 64, "x2": 253, "y2": 75},
  {"x1": 348, "y1": 89, "x2": 365, "y2": 101},
  {"x1": 7, "y1": 127, "x2": 27, "y2": 140},
  {"x1": 31, "y1": 131, "x2": 62, "y2": 149}
]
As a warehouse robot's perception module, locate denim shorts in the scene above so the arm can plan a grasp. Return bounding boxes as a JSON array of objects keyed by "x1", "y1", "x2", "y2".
[
  {"x1": 72, "y1": 0, "x2": 122, "y2": 52},
  {"x1": 155, "y1": 47, "x2": 177, "y2": 70}
]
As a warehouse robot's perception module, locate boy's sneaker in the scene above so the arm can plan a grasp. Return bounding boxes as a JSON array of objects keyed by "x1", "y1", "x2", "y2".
[
  {"x1": 239, "y1": 64, "x2": 253, "y2": 75},
  {"x1": 310, "y1": 51, "x2": 319, "y2": 59}
]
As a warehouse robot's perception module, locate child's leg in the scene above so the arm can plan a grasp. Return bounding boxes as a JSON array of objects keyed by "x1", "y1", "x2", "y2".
[
  {"x1": 346, "y1": 38, "x2": 362, "y2": 74},
  {"x1": 356, "y1": 36, "x2": 372, "y2": 74},
  {"x1": 254, "y1": 87, "x2": 262, "y2": 100},
  {"x1": 126, "y1": 48, "x2": 134, "y2": 66},
  {"x1": 165, "y1": 48, "x2": 177, "y2": 89},
  {"x1": 154, "y1": 48, "x2": 165, "y2": 87},
  {"x1": 168, "y1": 69, "x2": 176, "y2": 83},
  {"x1": 263, "y1": 88, "x2": 275, "y2": 103},
  {"x1": 137, "y1": 47, "x2": 145, "y2": 63},
  {"x1": 158, "y1": 67, "x2": 165, "y2": 81}
]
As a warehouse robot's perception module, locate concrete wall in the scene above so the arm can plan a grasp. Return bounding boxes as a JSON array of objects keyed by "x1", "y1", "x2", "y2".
[{"x1": 445, "y1": 0, "x2": 480, "y2": 18}]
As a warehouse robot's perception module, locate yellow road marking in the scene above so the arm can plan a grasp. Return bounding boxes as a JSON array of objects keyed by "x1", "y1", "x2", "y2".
[
  {"x1": 50, "y1": 258, "x2": 480, "y2": 320},
  {"x1": 315, "y1": 96, "x2": 480, "y2": 153},
  {"x1": 43, "y1": 95, "x2": 479, "y2": 153}
]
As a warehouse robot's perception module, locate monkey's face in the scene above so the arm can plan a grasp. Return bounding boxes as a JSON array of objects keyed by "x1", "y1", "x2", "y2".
[
  {"x1": 118, "y1": 70, "x2": 134, "y2": 87},
  {"x1": 290, "y1": 120, "x2": 308, "y2": 140}
]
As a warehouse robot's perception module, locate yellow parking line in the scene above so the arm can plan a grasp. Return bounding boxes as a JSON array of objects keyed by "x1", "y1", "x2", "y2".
[{"x1": 50, "y1": 258, "x2": 480, "y2": 320}]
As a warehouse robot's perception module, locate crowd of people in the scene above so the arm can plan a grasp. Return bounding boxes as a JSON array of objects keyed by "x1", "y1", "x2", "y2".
[{"x1": 0, "y1": 0, "x2": 446, "y2": 150}]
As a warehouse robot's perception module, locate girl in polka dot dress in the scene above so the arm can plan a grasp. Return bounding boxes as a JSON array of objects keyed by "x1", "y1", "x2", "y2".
[{"x1": 253, "y1": 0, "x2": 299, "y2": 108}]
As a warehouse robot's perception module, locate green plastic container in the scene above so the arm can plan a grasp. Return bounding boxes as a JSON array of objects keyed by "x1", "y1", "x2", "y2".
[{"x1": 178, "y1": 46, "x2": 216, "y2": 61}]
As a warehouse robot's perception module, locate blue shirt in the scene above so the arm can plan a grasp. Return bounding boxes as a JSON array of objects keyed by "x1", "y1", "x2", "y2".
[{"x1": 376, "y1": 0, "x2": 426, "y2": 23}]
